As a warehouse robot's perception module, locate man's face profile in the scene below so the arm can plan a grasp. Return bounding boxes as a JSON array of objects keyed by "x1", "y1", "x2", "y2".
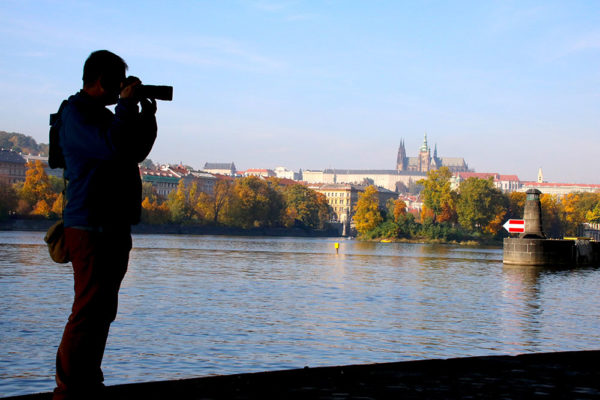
[{"x1": 100, "y1": 72, "x2": 125, "y2": 105}]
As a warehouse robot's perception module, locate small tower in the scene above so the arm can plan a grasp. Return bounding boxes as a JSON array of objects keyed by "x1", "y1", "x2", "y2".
[
  {"x1": 537, "y1": 167, "x2": 544, "y2": 183},
  {"x1": 520, "y1": 189, "x2": 546, "y2": 239}
]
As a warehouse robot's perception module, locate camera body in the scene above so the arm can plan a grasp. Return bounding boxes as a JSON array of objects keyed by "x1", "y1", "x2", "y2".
[
  {"x1": 123, "y1": 76, "x2": 173, "y2": 101},
  {"x1": 137, "y1": 85, "x2": 173, "y2": 101}
]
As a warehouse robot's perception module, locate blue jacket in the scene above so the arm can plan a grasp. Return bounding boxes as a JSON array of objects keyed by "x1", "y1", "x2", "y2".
[{"x1": 59, "y1": 91, "x2": 157, "y2": 228}]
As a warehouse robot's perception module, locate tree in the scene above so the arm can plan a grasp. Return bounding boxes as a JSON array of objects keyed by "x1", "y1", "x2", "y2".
[
  {"x1": 562, "y1": 193, "x2": 600, "y2": 235},
  {"x1": 541, "y1": 194, "x2": 565, "y2": 238},
  {"x1": 507, "y1": 191, "x2": 526, "y2": 219},
  {"x1": 281, "y1": 184, "x2": 329, "y2": 229},
  {"x1": 167, "y1": 180, "x2": 192, "y2": 223},
  {"x1": 389, "y1": 198, "x2": 407, "y2": 222},
  {"x1": 18, "y1": 160, "x2": 57, "y2": 215},
  {"x1": 228, "y1": 176, "x2": 283, "y2": 228},
  {"x1": 353, "y1": 185, "x2": 383, "y2": 235},
  {"x1": 31, "y1": 199, "x2": 52, "y2": 218},
  {"x1": 0, "y1": 181, "x2": 18, "y2": 220},
  {"x1": 418, "y1": 167, "x2": 455, "y2": 223},
  {"x1": 141, "y1": 182, "x2": 158, "y2": 201},
  {"x1": 141, "y1": 196, "x2": 170, "y2": 224},
  {"x1": 196, "y1": 179, "x2": 233, "y2": 225},
  {"x1": 51, "y1": 192, "x2": 65, "y2": 216},
  {"x1": 456, "y1": 177, "x2": 506, "y2": 233},
  {"x1": 586, "y1": 202, "x2": 600, "y2": 224}
]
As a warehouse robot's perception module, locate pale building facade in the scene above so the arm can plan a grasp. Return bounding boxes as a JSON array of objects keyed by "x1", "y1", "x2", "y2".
[
  {"x1": 451, "y1": 172, "x2": 521, "y2": 193},
  {"x1": 243, "y1": 168, "x2": 276, "y2": 178},
  {"x1": 274, "y1": 166, "x2": 299, "y2": 180},
  {"x1": 203, "y1": 162, "x2": 236, "y2": 176},
  {"x1": 309, "y1": 183, "x2": 398, "y2": 225},
  {"x1": 140, "y1": 168, "x2": 180, "y2": 197},
  {"x1": 303, "y1": 169, "x2": 425, "y2": 192},
  {"x1": 519, "y1": 182, "x2": 600, "y2": 195}
]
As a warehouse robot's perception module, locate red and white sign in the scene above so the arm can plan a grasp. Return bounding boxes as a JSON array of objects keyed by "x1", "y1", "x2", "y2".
[{"x1": 503, "y1": 219, "x2": 525, "y2": 233}]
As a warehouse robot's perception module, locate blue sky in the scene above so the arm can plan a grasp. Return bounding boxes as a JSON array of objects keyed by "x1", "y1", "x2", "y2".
[{"x1": 1, "y1": 1, "x2": 599, "y2": 183}]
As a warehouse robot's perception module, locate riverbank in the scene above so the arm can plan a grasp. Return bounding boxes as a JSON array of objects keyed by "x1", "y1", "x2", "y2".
[
  {"x1": 368, "y1": 237, "x2": 502, "y2": 247},
  {"x1": 4, "y1": 350, "x2": 598, "y2": 399},
  {"x1": 0, "y1": 219, "x2": 341, "y2": 237}
]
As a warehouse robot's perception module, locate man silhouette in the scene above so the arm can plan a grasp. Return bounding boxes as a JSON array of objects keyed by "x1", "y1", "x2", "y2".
[{"x1": 53, "y1": 50, "x2": 157, "y2": 400}]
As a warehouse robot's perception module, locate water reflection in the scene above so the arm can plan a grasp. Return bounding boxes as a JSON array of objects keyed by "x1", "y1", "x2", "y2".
[{"x1": 2, "y1": 232, "x2": 600, "y2": 397}]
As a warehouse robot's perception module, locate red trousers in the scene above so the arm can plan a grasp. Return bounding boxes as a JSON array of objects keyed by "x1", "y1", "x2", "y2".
[{"x1": 53, "y1": 227, "x2": 132, "y2": 400}]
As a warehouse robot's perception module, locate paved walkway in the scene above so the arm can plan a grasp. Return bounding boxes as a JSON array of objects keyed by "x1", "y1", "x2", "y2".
[{"x1": 5, "y1": 350, "x2": 600, "y2": 399}]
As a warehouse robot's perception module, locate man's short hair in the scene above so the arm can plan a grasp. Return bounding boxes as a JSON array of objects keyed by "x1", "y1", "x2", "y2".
[{"x1": 82, "y1": 50, "x2": 128, "y2": 86}]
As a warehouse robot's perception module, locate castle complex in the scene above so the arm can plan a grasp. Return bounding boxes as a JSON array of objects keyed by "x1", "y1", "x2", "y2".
[
  {"x1": 396, "y1": 134, "x2": 469, "y2": 173},
  {"x1": 302, "y1": 135, "x2": 470, "y2": 192}
]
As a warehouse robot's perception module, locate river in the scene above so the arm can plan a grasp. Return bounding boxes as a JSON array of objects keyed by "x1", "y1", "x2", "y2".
[{"x1": 1, "y1": 231, "x2": 599, "y2": 396}]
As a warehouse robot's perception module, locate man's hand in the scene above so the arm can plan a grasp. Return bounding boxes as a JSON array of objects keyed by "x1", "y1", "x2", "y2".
[
  {"x1": 140, "y1": 98, "x2": 157, "y2": 115},
  {"x1": 121, "y1": 76, "x2": 141, "y2": 100}
]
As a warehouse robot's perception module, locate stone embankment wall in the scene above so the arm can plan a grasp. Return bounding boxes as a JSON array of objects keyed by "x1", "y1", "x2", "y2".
[
  {"x1": 0, "y1": 219, "x2": 342, "y2": 238},
  {"x1": 503, "y1": 238, "x2": 600, "y2": 266}
]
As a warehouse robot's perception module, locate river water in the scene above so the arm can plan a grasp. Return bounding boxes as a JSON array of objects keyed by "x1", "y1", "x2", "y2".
[{"x1": 1, "y1": 231, "x2": 599, "y2": 396}]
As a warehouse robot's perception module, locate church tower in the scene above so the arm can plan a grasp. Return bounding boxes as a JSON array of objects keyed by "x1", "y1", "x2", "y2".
[
  {"x1": 396, "y1": 139, "x2": 407, "y2": 171},
  {"x1": 418, "y1": 133, "x2": 431, "y2": 172}
]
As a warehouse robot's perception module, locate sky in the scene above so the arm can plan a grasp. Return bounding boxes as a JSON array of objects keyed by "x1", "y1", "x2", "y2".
[{"x1": 0, "y1": 1, "x2": 599, "y2": 183}]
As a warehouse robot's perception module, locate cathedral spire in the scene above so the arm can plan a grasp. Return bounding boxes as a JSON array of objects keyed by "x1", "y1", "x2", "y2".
[
  {"x1": 397, "y1": 138, "x2": 407, "y2": 171},
  {"x1": 420, "y1": 133, "x2": 428, "y2": 152}
]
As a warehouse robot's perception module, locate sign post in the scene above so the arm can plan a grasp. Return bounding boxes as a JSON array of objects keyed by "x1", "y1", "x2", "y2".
[{"x1": 503, "y1": 219, "x2": 525, "y2": 234}]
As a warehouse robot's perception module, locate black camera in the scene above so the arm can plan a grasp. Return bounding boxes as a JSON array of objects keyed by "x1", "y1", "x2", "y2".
[
  {"x1": 123, "y1": 76, "x2": 173, "y2": 101},
  {"x1": 137, "y1": 85, "x2": 173, "y2": 101}
]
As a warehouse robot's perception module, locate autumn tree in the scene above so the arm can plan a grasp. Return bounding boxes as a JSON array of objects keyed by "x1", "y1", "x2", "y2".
[
  {"x1": 562, "y1": 193, "x2": 600, "y2": 235},
  {"x1": 196, "y1": 179, "x2": 233, "y2": 225},
  {"x1": 228, "y1": 176, "x2": 284, "y2": 228},
  {"x1": 456, "y1": 177, "x2": 507, "y2": 233},
  {"x1": 353, "y1": 185, "x2": 383, "y2": 235},
  {"x1": 51, "y1": 192, "x2": 65, "y2": 216},
  {"x1": 540, "y1": 194, "x2": 565, "y2": 238},
  {"x1": 280, "y1": 184, "x2": 331, "y2": 229},
  {"x1": 141, "y1": 196, "x2": 170, "y2": 224},
  {"x1": 586, "y1": 202, "x2": 600, "y2": 224},
  {"x1": 386, "y1": 198, "x2": 407, "y2": 222},
  {"x1": 167, "y1": 180, "x2": 194, "y2": 223},
  {"x1": 507, "y1": 191, "x2": 526, "y2": 219},
  {"x1": 418, "y1": 166, "x2": 455, "y2": 223},
  {"x1": 18, "y1": 160, "x2": 57, "y2": 215}
]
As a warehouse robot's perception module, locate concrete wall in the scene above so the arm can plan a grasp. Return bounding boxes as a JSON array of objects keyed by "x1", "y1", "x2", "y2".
[{"x1": 503, "y1": 238, "x2": 600, "y2": 266}]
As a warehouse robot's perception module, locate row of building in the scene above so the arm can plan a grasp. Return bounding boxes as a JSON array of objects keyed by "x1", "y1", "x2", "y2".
[{"x1": 3, "y1": 138, "x2": 600, "y2": 227}]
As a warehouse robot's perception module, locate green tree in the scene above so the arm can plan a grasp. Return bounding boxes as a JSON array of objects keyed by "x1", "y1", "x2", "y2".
[
  {"x1": 353, "y1": 185, "x2": 383, "y2": 235},
  {"x1": 417, "y1": 167, "x2": 455, "y2": 223},
  {"x1": 456, "y1": 177, "x2": 506, "y2": 233}
]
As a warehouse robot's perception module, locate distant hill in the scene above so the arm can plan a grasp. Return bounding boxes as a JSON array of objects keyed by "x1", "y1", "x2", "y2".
[{"x1": 0, "y1": 131, "x2": 48, "y2": 156}]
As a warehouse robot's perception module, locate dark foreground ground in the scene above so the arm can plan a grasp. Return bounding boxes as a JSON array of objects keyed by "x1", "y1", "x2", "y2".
[{"x1": 5, "y1": 350, "x2": 600, "y2": 399}]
